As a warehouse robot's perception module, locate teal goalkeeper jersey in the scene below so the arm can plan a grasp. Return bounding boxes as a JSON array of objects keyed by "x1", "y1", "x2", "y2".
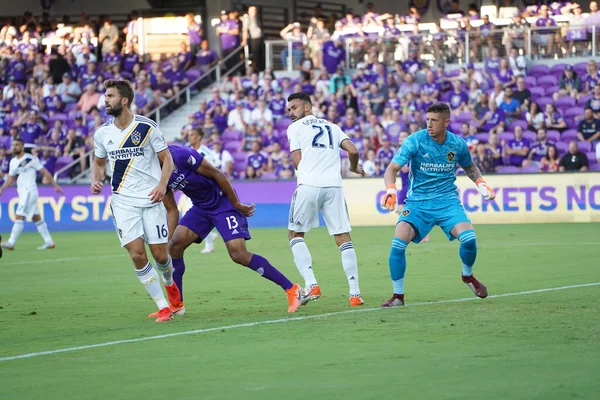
[{"x1": 392, "y1": 129, "x2": 473, "y2": 202}]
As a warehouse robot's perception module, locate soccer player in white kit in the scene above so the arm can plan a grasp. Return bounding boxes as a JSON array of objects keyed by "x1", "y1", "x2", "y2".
[
  {"x1": 0, "y1": 138, "x2": 63, "y2": 250},
  {"x1": 186, "y1": 127, "x2": 219, "y2": 254},
  {"x1": 90, "y1": 80, "x2": 181, "y2": 322},
  {"x1": 286, "y1": 93, "x2": 366, "y2": 306}
]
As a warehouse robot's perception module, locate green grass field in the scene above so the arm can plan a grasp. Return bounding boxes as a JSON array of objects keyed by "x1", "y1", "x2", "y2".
[{"x1": 0, "y1": 224, "x2": 599, "y2": 400}]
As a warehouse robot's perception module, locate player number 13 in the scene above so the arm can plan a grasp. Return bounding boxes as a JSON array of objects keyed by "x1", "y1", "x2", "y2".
[
  {"x1": 311, "y1": 125, "x2": 333, "y2": 149},
  {"x1": 226, "y1": 216, "x2": 239, "y2": 230}
]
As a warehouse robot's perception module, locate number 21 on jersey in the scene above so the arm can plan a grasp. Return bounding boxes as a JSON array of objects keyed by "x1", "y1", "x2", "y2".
[{"x1": 311, "y1": 125, "x2": 333, "y2": 149}]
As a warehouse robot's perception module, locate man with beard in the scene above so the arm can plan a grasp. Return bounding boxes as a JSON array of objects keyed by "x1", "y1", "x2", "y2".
[{"x1": 90, "y1": 79, "x2": 180, "y2": 322}]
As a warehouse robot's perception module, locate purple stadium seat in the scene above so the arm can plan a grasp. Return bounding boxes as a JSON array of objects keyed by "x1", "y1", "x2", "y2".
[
  {"x1": 498, "y1": 132, "x2": 514, "y2": 142},
  {"x1": 528, "y1": 64, "x2": 550, "y2": 77},
  {"x1": 497, "y1": 166, "x2": 520, "y2": 173},
  {"x1": 546, "y1": 130, "x2": 560, "y2": 142},
  {"x1": 0, "y1": 135, "x2": 11, "y2": 148},
  {"x1": 64, "y1": 103, "x2": 78, "y2": 113},
  {"x1": 508, "y1": 120, "x2": 528, "y2": 131},
  {"x1": 550, "y1": 63, "x2": 568, "y2": 75},
  {"x1": 537, "y1": 97, "x2": 554, "y2": 109},
  {"x1": 524, "y1": 76, "x2": 537, "y2": 87},
  {"x1": 578, "y1": 94, "x2": 593, "y2": 106},
  {"x1": 233, "y1": 159, "x2": 246, "y2": 171},
  {"x1": 450, "y1": 122, "x2": 463, "y2": 134},
  {"x1": 537, "y1": 75, "x2": 558, "y2": 87},
  {"x1": 544, "y1": 85, "x2": 560, "y2": 96},
  {"x1": 185, "y1": 69, "x2": 201, "y2": 81},
  {"x1": 221, "y1": 129, "x2": 242, "y2": 141},
  {"x1": 573, "y1": 62, "x2": 588, "y2": 76},
  {"x1": 555, "y1": 141, "x2": 569, "y2": 155},
  {"x1": 55, "y1": 156, "x2": 74, "y2": 178},
  {"x1": 456, "y1": 111, "x2": 472, "y2": 123},
  {"x1": 523, "y1": 130, "x2": 537, "y2": 142},
  {"x1": 447, "y1": 69, "x2": 461, "y2": 77},
  {"x1": 48, "y1": 113, "x2": 68, "y2": 123},
  {"x1": 529, "y1": 86, "x2": 545, "y2": 100},
  {"x1": 275, "y1": 118, "x2": 292, "y2": 131},
  {"x1": 521, "y1": 165, "x2": 541, "y2": 173},
  {"x1": 587, "y1": 152, "x2": 597, "y2": 166},
  {"x1": 224, "y1": 141, "x2": 241, "y2": 153},
  {"x1": 562, "y1": 129, "x2": 578, "y2": 142},
  {"x1": 233, "y1": 152, "x2": 247, "y2": 163},
  {"x1": 577, "y1": 141, "x2": 592, "y2": 152},
  {"x1": 564, "y1": 107, "x2": 584, "y2": 119},
  {"x1": 441, "y1": 91, "x2": 451, "y2": 103},
  {"x1": 565, "y1": 117, "x2": 576, "y2": 129},
  {"x1": 590, "y1": 164, "x2": 600, "y2": 171},
  {"x1": 555, "y1": 96, "x2": 576, "y2": 108},
  {"x1": 475, "y1": 133, "x2": 489, "y2": 143},
  {"x1": 260, "y1": 171, "x2": 277, "y2": 180}
]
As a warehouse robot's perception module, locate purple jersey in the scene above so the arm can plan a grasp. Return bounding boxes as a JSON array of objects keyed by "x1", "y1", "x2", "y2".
[
  {"x1": 449, "y1": 91, "x2": 469, "y2": 109},
  {"x1": 188, "y1": 23, "x2": 202, "y2": 45},
  {"x1": 484, "y1": 57, "x2": 501, "y2": 75},
  {"x1": 340, "y1": 121, "x2": 361, "y2": 136},
  {"x1": 20, "y1": 123, "x2": 43, "y2": 144},
  {"x1": 482, "y1": 109, "x2": 505, "y2": 131},
  {"x1": 44, "y1": 95, "x2": 62, "y2": 113},
  {"x1": 247, "y1": 152, "x2": 267, "y2": 170},
  {"x1": 269, "y1": 98, "x2": 286, "y2": 116},
  {"x1": 165, "y1": 69, "x2": 186, "y2": 84},
  {"x1": 104, "y1": 53, "x2": 122, "y2": 66},
  {"x1": 80, "y1": 72, "x2": 99, "y2": 88},
  {"x1": 402, "y1": 59, "x2": 422, "y2": 75},
  {"x1": 529, "y1": 140, "x2": 555, "y2": 162},
  {"x1": 586, "y1": 74, "x2": 600, "y2": 91},
  {"x1": 220, "y1": 19, "x2": 239, "y2": 50},
  {"x1": 386, "y1": 97, "x2": 401, "y2": 111},
  {"x1": 398, "y1": 170, "x2": 409, "y2": 201},
  {"x1": 535, "y1": 17, "x2": 556, "y2": 35},
  {"x1": 322, "y1": 41, "x2": 345, "y2": 74},
  {"x1": 262, "y1": 135, "x2": 279, "y2": 149},
  {"x1": 496, "y1": 69, "x2": 513, "y2": 84},
  {"x1": 376, "y1": 147, "x2": 395, "y2": 170},
  {"x1": 123, "y1": 53, "x2": 139, "y2": 72},
  {"x1": 421, "y1": 82, "x2": 440, "y2": 97},
  {"x1": 508, "y1": 138, "x2": 530, "y2": 165},
  {"x1": 276, "y1": 164, "x2": 295, "y2": 178},
  {"x1": 10, "y1": 61, "x2": 26, "y2": 81},
  {"x1": 197, "y1": 49, "x2": 218, "y2": 66}
]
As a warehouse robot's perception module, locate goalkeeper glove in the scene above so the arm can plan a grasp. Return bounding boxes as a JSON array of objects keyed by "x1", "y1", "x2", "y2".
[
  {"x1": 381, "y1": 184, "x2": 397, "y2": 211},
  {"x1": 476, "y1": 178, "x2": 496, "y2": 200}
]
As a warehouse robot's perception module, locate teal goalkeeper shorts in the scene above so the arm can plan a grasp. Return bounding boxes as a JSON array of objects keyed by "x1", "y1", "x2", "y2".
[{"x1": 397, "y1": 197, "x2": 471, "y2": 244}]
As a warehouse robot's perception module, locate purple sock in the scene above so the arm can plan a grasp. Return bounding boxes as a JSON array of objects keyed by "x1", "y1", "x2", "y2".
[
  {"x1": 248, "y1": 254, "x2": 293, "y2": 290},
  {"x1": 172, "y1": 258, "x2": 186, "y2": 301}
]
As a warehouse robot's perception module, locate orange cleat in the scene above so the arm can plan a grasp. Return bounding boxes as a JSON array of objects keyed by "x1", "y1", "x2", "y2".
[
  {"x1": 285, "y1": 283, "x2": 302, "y2": 313},
  {"x1": 169, "y1": 302, "x2": 186, "y2": 316},
  {"x1": 349, "y1": 294, "x2": 364, "y2": 306},
  {"x1": 153, "y1": 307, "x2": 173, "y2": 322},
  {"x1": 301, "y1": 284, "x2": 321, "y2": 306},
  {"x1": 164, "y1": 281, "x2": 181, "y2": 307}
]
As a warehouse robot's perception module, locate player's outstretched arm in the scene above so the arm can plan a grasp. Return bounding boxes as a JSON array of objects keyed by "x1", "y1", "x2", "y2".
[
  {"x1": 40, "y1": 168, "x2": 64, "y2": 194},
  {"x1": 341, "y1": 139, "x2": 365, "y2": 176},
  {"x1": 196, "y1": 159, "x2": 255, "y2": 217},
  {"x1": 150, "y1": 149, "x2": 175, "y2": 203},
  {"x1": 90, "y1": 156, "x2": 106, "y2": 194},
  {"x1": 462, "y1": 162, "x2": 496, "y2": 200},
  {"x1": 162, "y1": 190, "x2": 179, "y2": 241},
  {"x1": 381, "y1": 162, "x2": 402, "y2": 211}
]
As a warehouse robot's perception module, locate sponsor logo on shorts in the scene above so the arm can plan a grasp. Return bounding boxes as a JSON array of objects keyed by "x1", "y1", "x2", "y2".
[
  {"x1": 446, "y1": 151, "x2": 455, "y2": 162},
  {"x1": 118, "y1": 229, "x2": 123, "y2": 238},
  {"x1": 401, "y1": 209, "x2": 411, "y2": 216}
]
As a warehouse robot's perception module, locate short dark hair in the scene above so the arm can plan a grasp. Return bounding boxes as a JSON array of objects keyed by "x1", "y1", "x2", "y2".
[
  {"x1": 287, "y1": 92, "x2": 312, "y2": 106},
  {"x1": 585, "y1": 107, "x2": 593, "y2": 112},
  {"x1": 426, "y1": 103, "x2": 451, "y2": 118},
  {"x1": 104, "y1": 79, "x2": 134, "y2": 107},
  {"x1": 13, "y1": 137, "x2": 24, "y2": 145},
  {"x1": 190, "y1": 127, "x2": 206, "y2": 139}
]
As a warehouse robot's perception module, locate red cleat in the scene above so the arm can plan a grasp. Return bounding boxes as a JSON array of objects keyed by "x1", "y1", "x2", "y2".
[
  {"x1": 380, "y1": 294, "x2": 405, "y2": 307},
  {"x1": 152, "y1": 307, "x2": 173, "y2": 322},
  {"x1": 462, "y1": 275, "x2": 488, "y2": 298},
  {"x1": 164, "y1": 281, "x2": 181, "y2": 308}
]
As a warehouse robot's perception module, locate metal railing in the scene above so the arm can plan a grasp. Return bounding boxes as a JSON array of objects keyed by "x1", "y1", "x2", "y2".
[
  {"x1": 265, "y1": 24, "x2": 599, "y2": 71},
  {"x1": 53, "y1": 150, "x2": 94, "y2": 183}
]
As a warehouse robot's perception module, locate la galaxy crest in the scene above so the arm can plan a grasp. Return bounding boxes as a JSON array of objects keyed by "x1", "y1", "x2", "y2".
[
  {"x1": 401, "y1": 209, "x2": 410, "y2": 216},
  {"x1": 446, "y1": 151, "x2": 456, "y2": 162},
  {"x1": 131, "y1": 131, "x2": 142, "y2": 146}
]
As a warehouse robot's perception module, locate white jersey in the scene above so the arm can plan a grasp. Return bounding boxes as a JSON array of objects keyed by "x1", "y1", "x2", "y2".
[
  {"x1": 191, "y1": 144, "x2": 215, "y2": 165},
  {"x1": 8, "y1": 153, "x2": 43, "y2": 191},
  {"x1": 287, "y1": 115, "x2": 349, "y2": 187},
  {"x1": 94, "y1": 114, "x2": 168, "y2": 208}
]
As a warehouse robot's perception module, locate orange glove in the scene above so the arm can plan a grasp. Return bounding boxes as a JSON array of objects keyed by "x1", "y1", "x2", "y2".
[
  {"x1": 381, "y1": 184, "x2": 397, "y2": 211},
  {"x1": 476, "y1": 178, "x2": 496, "y2": 200}
]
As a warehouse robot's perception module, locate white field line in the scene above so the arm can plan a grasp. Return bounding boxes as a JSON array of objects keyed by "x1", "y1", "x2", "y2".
[
  {"x1": 1, "y1": 282, "x2": 598, "y2": 363},
  {"x1": 2, "y1": 241, "x2": 597, "y2": 266}
]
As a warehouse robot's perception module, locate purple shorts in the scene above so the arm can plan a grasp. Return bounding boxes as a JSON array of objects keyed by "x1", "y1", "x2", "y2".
[{"x1": 179, "y1": 200, "x2": 251, "y2": 243}]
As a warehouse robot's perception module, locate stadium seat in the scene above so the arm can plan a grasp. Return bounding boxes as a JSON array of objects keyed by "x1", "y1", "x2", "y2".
[
  {"x1": 590, "y1": 164, "x2": 600, "y2": 171},
  {"x1": 509, "y1": 120, "x2": 528, "y2": 132},
  {"x1": 0, "y1": 135, "x2": 10, "y2": 148},
  {"x1": 521, "y1": 165, "x2": 541, "y2": 173},
  {"x1": 587, "y1": 153, "x2": 597, "y2": 166},
  {"x1": 529, "y1": 87, "x2": 545, "y2": 101},
  {"x1": 577, "y1": 94, "x2": 593, "y2": 106},
  {"x1": 185, "y1": 69, "x2": 202, "y2": 81},
  {"x1": 523, "y1": 130, "x2": 537, "y2": 142},
  {"x1": 456, "y1": 112, "x2": 472, "y2": 123},
  {"x1": 450, "y1": 122, "x2": 462, "y2": 133},
  {"x1": 555, "y1": 141, "x2": 569, "y2": 155},
  {"x1": 260, "y1": 171, "x2": 277, "y2": 180},
  {"x1": 537, "y1": 75, "x2": 558, "y2": 88},
  {"x1": 498, "y1": 132, "x2": 515, "y2": 142},
  {"x1": 224, "y1": 141, "x2": 242, "y2": 153},
  {"x1": 528, "y1": 64, "x2": 550, "y2": 77},
  {"x1": 555, "y1": 96, "x2": 576, "y2": 108},
  {"x1": 233, "y1": 159, "x2": 246, "y2": 171},
  {"x1": 537, "y1": 97, "x2": 554, "y2": 109},
  {"x1": 577, "y1": 142, "x2": 592, "y2": 152},
  {"x1": 497, "y1": 166, "x2": 520, "y2": 173},
  {"x1": 55, "y1": 156, "x2": 74, "y2": 178},
  {"x1": 564, "y1": 107, "x2": 584, "y2": 119},
  {"x1": 233, "y1": 152, "x2": 247, "y2": 163},
  {"x1": 573, "y1": 62, "x2": 588, "y2": 76},
  {"x1": 544, "y1": 85, "x2": 560, "y2": 96},
  {"x1": 275, "y1": 118, "x2": 292, "y2": 131},
  {"x1": 550, "y1": 63, "x2": 568, "y2": 75},
  {"x1": 562, "y1": 129, "x2": 578, "y2": 142},
  {"x1": 546, "y1": 130, "x2": 560, "y2": 142},
  {"x1": 475, "y1": 133, "x2": 489, "y2": 143},
  {"x1": 524, "y1": 76, "x2": 537, "y2": 87},
  {"x1": 221, "y1": 129, "x2": 242, "y2": 141}
]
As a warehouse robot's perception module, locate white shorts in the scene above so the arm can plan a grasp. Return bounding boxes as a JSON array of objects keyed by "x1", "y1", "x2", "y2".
[
  {"x1": 16, "y1": 188, "x2": 40, "y2": 219},
  {"x1": 110, "y1": 200, "x2": 169, "y2": 247},
  {"x1": 288, "y1": 185, "x2": 351, "y2": 235}
]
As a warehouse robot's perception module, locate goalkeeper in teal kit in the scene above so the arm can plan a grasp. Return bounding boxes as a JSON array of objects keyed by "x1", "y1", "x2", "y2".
[{"x1": 380, "y1": 103, "x2": 496, "y2": 307}]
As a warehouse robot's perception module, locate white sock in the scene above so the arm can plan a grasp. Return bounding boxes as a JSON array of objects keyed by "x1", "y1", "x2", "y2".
[
  {"x1": 8, "y1": 220, "x2": 24, "y2": 245},
  {"x1": 35, "y1": 220, "x2": 53, "y2": 244},
  {"x1": 340, "y1": 241, "x2": 360, "y2": 295},
  {"x1": 290, "y1": 237, "x2": 317, "y2": 286},
  {"x1": 154, "y1": 256, "x2": 174, "y2": 286},
  {"x1": 204, "y1": 230, "x2": 217, "y2": 250},
  {"x1": 136, "y1": 263, "x2": 169, "y2": 309}
]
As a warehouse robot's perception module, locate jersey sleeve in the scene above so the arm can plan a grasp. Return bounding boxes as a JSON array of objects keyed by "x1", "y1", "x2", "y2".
[
  {"x1": 149, "y1": 125, "x2": 168, "y2": 153},
  {"x1": 8, "y1": 160, "x2": 16, "y2": 176},
  {"x1": 336, "y1": 124, "x2": 350, "y2": 146},
  {"x1": 93, "y1": 130, "x2": 107, "y2": 159},
  {"x1": 174, "y1": 146, "x2": 204, "y2": 173},
  {"x1": 392, "y1": 135, "x2": 415, "y2": 167},
  {"x1": 288, "y1": 125, "x2": 301, "y2": 152},
  {"x1": 31, "y1": 156, "x2": 44, "y2": 171},
  {"x1": 457, "y1": 138, "x2": 473, "y2": 168}
]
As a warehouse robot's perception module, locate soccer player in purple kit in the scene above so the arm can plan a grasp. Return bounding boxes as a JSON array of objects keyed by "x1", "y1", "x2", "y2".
[{"x1": 162, "y1": 144, "x2": 304, "y2": 314}]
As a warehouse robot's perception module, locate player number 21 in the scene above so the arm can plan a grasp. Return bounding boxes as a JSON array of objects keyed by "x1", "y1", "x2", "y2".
[
  {"x1": 311, "y1": 125, "x2": 333, "y2": 149},
  {"x1": 156, "y1": 224, "x2": 168, "y2": 238}
]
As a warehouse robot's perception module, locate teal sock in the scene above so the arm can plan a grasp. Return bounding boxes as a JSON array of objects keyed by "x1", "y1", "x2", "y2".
[
  {"x1": 389, "y1": 238, "x2": 408, "y2": 294},
  {"x1": 458, "y1": 230, "x2": 477, "y2": 277}
]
